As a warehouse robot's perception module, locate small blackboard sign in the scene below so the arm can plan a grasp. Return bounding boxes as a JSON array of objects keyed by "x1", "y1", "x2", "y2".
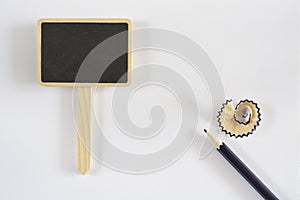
[
  {"x1": 38, "y1": 18, "x2": 131, "y2": 87},
  {"x1": 37, "y1": 18, "x2": 132, "y2": 174}
]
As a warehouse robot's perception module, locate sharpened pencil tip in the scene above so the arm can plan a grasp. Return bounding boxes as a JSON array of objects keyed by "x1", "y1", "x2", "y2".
[{"x1": 203, "y1": 129, "x2": 222, "y2": 149}]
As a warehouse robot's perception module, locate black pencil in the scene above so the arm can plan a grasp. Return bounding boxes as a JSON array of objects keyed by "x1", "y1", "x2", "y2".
[{"x1": 203, "y1": 129, "x2": 278, "y2": 200}]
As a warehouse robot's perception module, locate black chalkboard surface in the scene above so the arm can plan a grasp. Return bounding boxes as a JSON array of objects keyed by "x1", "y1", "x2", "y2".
[{"x1": 38, "y1": 18, "x2": 131, "y2": 86}]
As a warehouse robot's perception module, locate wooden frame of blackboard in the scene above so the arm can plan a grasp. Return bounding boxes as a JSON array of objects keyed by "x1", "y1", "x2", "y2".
[{"x1": 37, "y1": 18, "x2": 132, "y2": 87}]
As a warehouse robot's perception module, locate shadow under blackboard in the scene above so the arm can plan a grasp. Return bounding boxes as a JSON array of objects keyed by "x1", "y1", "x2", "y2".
[
  {"x1": 60, "y1": 88, "x2": 78, "y2": 174},
  {"x1": 12, "y1": 24, "x2": 37, "y2": 85}
]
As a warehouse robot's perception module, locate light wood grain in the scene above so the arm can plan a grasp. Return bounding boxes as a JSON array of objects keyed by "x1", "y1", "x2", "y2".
[{"x1": 77, "y1": 87, "x2": 92, "y2": 175}]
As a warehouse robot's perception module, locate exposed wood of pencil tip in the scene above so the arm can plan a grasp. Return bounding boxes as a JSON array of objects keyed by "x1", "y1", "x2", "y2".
[
  {"x1": 77, "y1": 87, "x2": 92, "y2": 175},
  {"x1": 203, "y1": 129, "x2": 222, "y2": 149}
]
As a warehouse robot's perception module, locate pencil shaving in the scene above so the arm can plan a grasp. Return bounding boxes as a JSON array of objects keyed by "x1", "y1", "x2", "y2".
[{"x1": 217, "y1": 99, "x2": 261, "y2": 138}]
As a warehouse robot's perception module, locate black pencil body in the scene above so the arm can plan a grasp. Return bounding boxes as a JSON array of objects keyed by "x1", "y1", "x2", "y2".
[{"x1": 217, "y1": 142, "x2": 278, "y2": 200}]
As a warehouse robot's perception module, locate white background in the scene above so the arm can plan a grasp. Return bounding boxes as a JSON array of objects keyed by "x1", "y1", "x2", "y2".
[{"x1": 0, "y1": 0, "x2": 299, "y2": 199}]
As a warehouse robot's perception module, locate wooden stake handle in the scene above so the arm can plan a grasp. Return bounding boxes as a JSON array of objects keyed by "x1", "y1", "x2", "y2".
[{"x1": 77, "y1": 87, "x2": 92, "y2": 175}]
